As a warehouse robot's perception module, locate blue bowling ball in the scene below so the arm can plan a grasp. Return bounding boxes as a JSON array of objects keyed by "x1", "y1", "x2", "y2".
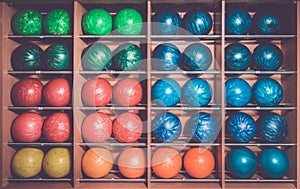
[
  {"x1": 227, "y1": 112, "x2": 256, "y2": 143},
  {"x1": 227, "y1": 148, "x2": 257, "y2": 178},
  {"x1": 152, "y1": 112, "x2": 182, "y2": 143},
  {"x1": 152, "y1": 78, "x2": 181, "y2": 107},
  {"x1": 225, "y1": 78, "x2": 252, "y2": 107},
  {"x1": 253, "y1": 43, "x2": 283, "y2": 71},
  {"x1": 183, "y1": 43, "x2": 213, "y2": 71},
  {"x1": 183, "y1": 9, "x2": 212, "y2": 35},
  {"x1": 188, "y1": 112, "x2": 218, "y2": 143},
  {"x1": 253, "y1": 12, "x2": 281, "y2": 34},
  {"x1": 258, "y1": 112, "x2": 288, "y2": 142},
  {"x1": 253, "y1": 78, "x2": 283, "y2": 107},
  {"x1": 152, "y1": 10, "x2": 182, "y2": 35},
  {"x1": 183, "y1": 78, "x2": 212, "y2": 107},
  {"x1": 152, "y1": 43, "x2": 181, "y2": 71},
  {"x1": 259, "y1": 148, "x2": 289, "y2": 178},
  {"x1": 225, "y1": 43, "x2": 252, "y2": 71},
  {"x1": 226, "y1": 10, "x2": 252, "y2": 35}
]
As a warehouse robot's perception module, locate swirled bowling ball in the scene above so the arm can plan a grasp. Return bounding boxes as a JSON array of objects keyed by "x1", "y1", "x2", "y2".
[
  {"x1": 225, "y1": 43, "x2": 251, "y2": 71},
  {"x1": 152, "y1": 112, "x2": 181, "y2": 143},
  {"x1": 152, "y1": 10, "x2": 181, "y2": 35},
  {"x1": 183, "y1": 9, "x2": 212, "y2": 35},
  {"x1": 152, "y1": 78, "x2": 181, "y2": 107},
  {"x1": 253, "y1": 12, "x2": 281, "y2": 34},
  {"x1": 114, "y1": 43, "x2": 142, "y2": 71},
  {"x1": 227, "y1": 148, "x2": 257, "y2": 178},
  {"x1": 152, "y1": 43, "x2": 181, "y2": 71},
  {"x1": 43, "y1": 9, "x2": 71, "y2": 35},
  {"x1": 43, "y1": 78, "x2": 71, "y2": 107},
  {"x1": 225, "y1": 78, "x2": 252, "y2": 107},
  {"x1": 253, "y1": 43, "x2": 283, "y2": 71},
  {"x1": 114, "y1": 8, "x2": 143, "y2": 35},
  {"x1": 82, "y1": 8, "x2": 112, "y2": 35},
  {"x1": 11, "y1": 9, "x2": 42, "y2": 35},
  {"x1": 257, "y1": 112, "x2": 288, "y2": 142},
  {"x1": 227, "y1": 112, "x2": 256, "y2": 143},
  {"x1": 226, "y1": 10, "x2": 252, "y2": 35},
  {"x1": 44, "y1": 43, "x2": 70, "y2": 71},
  {"x1": 253, "y1": 78, "x2": 283, "y2": 107}
]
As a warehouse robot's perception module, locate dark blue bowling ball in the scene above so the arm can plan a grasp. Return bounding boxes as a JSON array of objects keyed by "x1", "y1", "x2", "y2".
[
  {"x1": 259, "y1": 148, "x2": 289, "y2": 178},
  {"x1": 152, "y1": 78, "x2": 181, "y2": 107},
  {"x1": 253, "y1": 43, "x2": 283, "y2": 71},
  {"x1": 183, "y1": 9, "x2": 212, "y2": 35},
  {"x1": 226, "y1": 10, "x2": 252, "y2": 35},
  {"x1": 253, "y1": 12, "x2": 281, "y2": 34},
  {"x1": 253, "y1": 78, "x2": 283, "y2": 107},
  {"x1": 225, "y1": 43, "x2": 251, "y2": 71},
  {"x1": 183, "y1": 43, "x2": 213, "y2": 71},
  {"x1": 225, "y1": 78, "x2": 252, "y2": 107},
  {"x1": 227, "y1": 112, "x2": 256, "y2": 143},
  {"x1": 188, "y1": 112, "x2": 218, "y2": 143},
  {"x1": 183, "y1": 78, "x2": 212, "y2": 107},
  {"x1": 152, "y1": 10, "x2": 182, "y2": 35},
  {"x1": 258, "y1": 113, "x2": 288, "y2": 142},
  {"x1": 227, "y1": 148, "x2": 257, "y2": 178},
  {"x1": 152, "y1": 112, "x2": 182, "y2": 143},
  {"x1": 152, "y1": 43, "x2": 181, "y2": 71}
]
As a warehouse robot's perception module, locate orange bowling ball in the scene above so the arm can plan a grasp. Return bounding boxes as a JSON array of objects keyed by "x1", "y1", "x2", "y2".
[
  {"x1": 151, "y1": 147, "x2": 182, "y2": 178},
  {"x1": 184, "y1": 147, "x2": 215, "y2": 178}
]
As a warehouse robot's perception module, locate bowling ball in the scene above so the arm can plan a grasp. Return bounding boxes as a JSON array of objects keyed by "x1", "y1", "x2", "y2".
[
  {"x1": 11, "y1": 43, "x2": 43, "y2": 71},
  {"x1": 188, "y1": 112, "x2": 218, "y2": 143},
  {"x1": 258, "y1": 112, "x2": 288, "y2": 142},
  {"x1": 11, "y1": 148, "x2": 44, "y2": 178},
  {"x1": 259, "y1": 148, "x2": 289, "y2": 178},
  {"x1": 11, "y1": 9, "x2": 42, "y2": 35},
  {"x1": 226, "y1": 10, "x2": 252, "y2": 35},
  {"x1": 183, "y1": 9, "x2": 212, "y2": 35},
  {"x1": 82, "y1": 147, "x2": 113, "y2": 178},
  {"x1": 253, "y1": 12, "x2": 281, "y2": 34},
  {"x1": 227, "y1": 112, "x2": 256, "y2": 143},
  {"x1": 152, "y1": 43, "x2": 181, "y2": 71},
  {"x1": 82, "y1": 112, "x2": 112, "y2": 143},
  {"x1": 152, "y1": 10, "x2": 181, "y2": 35},
  {"x1": 152, "y1": 78, "x2": 181, "y2": 107},
  {"x1": 81, "y1": 77, "x2": 112, "y2": 107},
  {"x1": 253, "y1": 78, "x2": 283, "y2": 107},
  {"x1": 184, "y1": 147, "x2": 215, "y2": 178},
  {"x1": 43, "y1": 148, "x2": 71, "y2": 178},
  {"x1": 152, "y1": 112, "x2": 181, "y2": 143},
  {"x1": 11, "y1": 78, "x2": 43, "y2": 107},
  {"x1": 114, "y1": 43, "x2": 142, "y2": 71},
  {"x1": 253, "y1": 43, "x2": 283, "y2": 71},
  {"x1": 11, "y1": 112, "x2": 43, "y2": 142},
  {"x1": 113, "y1": 112, "x2": 143, "y2": 143},
  {"x1": 114, "y1": 8, "x2": 143, "y2": 35},
  {"x1": 81, "y1": 43, "x2": 112, "y2": 71},
  {"x1": 183, "y1": 78, "x2": 212, "y2": 107},
  {"x1": 44, "y1": 43, "x2": 70, "y2": 71},
  {"x1": 225, "y1": 78, "x2": 252, "y2": 107},
  {"x1": 43, "y1": 112, "x2": 71, "y2": 143},
  {"x1": 113, "y1": 78, "x2": 142, "y2": 107},
  {"x1": 118, "y1": 147, "x2": 146, "y2": 179},
  {"x1": 82, "y1": 8, "x2": 112, "y2": 35},
  {"x1": 151, "y1": 147, "x2": 182, "y2": 179},
  {"x1": 183, "y1": 43, "x2": 212, "y2": 71},
  {"x1": 227, "y1": 148, "x2": 257, "y2": 178},
  {"x1": 225, "y1": 43, "x2": 251, "y2": 71},
  {"x1": 43, "y1": 78, "x2": 71, "y2": 107},
  {"x1": 43, "y1": 9, "x2": 71, "y2": 35}
]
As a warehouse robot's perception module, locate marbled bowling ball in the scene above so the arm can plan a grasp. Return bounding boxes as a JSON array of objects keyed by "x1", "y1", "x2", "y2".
[
  {"x1": 225, "y1": 78, "x2": 252, "y2": 107},
  {"x1": 253, "y1": 11, "x2": 281, "y2": 34},
  {"x1": 226, "y1": 10, "x2": 252, "y2": 35},
  {"x1": 152, "y1": 43, "x2": 181, "y2": 71},
  {"x1": 225, "y1": 43, "x2": 251, "y2": 71},
  {"x1": 183, "y1": 43, "x2": 212, "y2": 71},
  {"x1": 152, "y1": 10, "x2": 181, "y2": 35},
  {"x1": 183, "y1": 9, "x2": 212, "y2": 35}
]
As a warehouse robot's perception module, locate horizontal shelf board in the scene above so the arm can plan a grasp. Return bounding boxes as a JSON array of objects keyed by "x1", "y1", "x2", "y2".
[
  {"x1": 225, "y1": 104, "x2": 296, "y2": 110},
  {"x1": 225, "y1": 34, "x2": 296, "y2": 39},
  {"x1": 8, "y1": 35, "x2": 73, "y2": 39},
  {"x1": 151, "y1": 143, "x2": 221, "y2": 147},
  {"x1": 78, "y1": 35, "x2": 147, "y2": 39},
  {"x1": 151, "y1": 105, "x2": 221, "y2": 111},
  {"x1": 225, "y1": 178, "x2": 296, "y2": 183},
  {"x1": 78, "y1": 70, "x2": 146, "y2": 75},
  {"x1": 150, "y1": 178, "x2": 220, "y2": 182},
  {"x1": 78, "y1": 178, "x2": 146, "y2": 182},
  {"x1": 78, "y1": 142, "x2": 147, "y2": 147},
  {"x1": 151, "y1": 35, "x2": 221, "y2": 40},
  {"x1": 7, "y1": 142, "x2": 73, "y2": 147},
  {"x1": 151, "y1": 70, "x2": 221, "y2": 75},
  {"x1": 7, "y1": 178, "x2": 72, "y2": 182},
  {"x1": 8, "y1": 106, "x2": 73, "y2": 111},
  {"x1": 78, "y1": 105, "x2": 146, "y2": 111},
  {"x1": 8, "y1": 70, "x2": 73, "y2": 75},
  {"x1": 225, "y1": 143, "x2": 296, "y2": 147},
  {"x1": 225, "y1": 69, "x2": 296, "y2": 75}
]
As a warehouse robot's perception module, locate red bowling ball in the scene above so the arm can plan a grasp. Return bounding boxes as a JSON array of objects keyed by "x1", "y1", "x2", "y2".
[
  {"x1": 43, "y1": 78, "x2": 71, "y2": 107},
  {"x1": 11, "y1": 78, "x2": 43, "y2": 107},
  {"x1": 113, "y1": 78, "x2": 142, "y2": 107},
  {"x1": 81, "y1": 77, "x2": 112, "y2": 107}
]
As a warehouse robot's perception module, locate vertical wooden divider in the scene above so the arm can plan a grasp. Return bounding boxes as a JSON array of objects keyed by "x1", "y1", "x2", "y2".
[
  {"x1": 297, "y1": 2, "x2": 300, "y2": 189},
  {"x1": 0, "y1": 3, "x2": 3, "y2": 187}
]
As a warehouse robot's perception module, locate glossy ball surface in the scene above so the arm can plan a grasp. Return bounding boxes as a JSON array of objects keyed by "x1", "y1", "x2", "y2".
[
  {"x1": 225, "y1": 43, "x2": 251, "y2": 71},
  {"x1": 225, "y1": 78, "x2": 252, "y2": 107},
  {"x1": 227, "y1": 112, "x2": 256, "y2": 143},
  {"x1": 114, "y1": 43, "x2": 142, "y2": 71},
  {"x1": 253, "y1": 78, "x2": 283, "y2": 107},
  {"x1": 253, "y1": 12, "x2": 281, "y2": 34},
  {"x1": 226, "y1": 10, "x2": 252, "y2": 35},
  {"x1": 43, "y1": 9, "x2": 71, "y2": 35},
  {"x1": 258, "y1": 112, "x2": 288, "y2": 142},
  {"x1": 114, "y1": 8, "x2": 143, "y2": 35},
  {"x1": 152, "y1": 78, "x2": 181, "y2": 107},
  {"x1": 82, "y1": 8, "x2": 112, "y2": 35},
  {"x1": 227, "y1": 148, "x2": 257, "y2": 178},
  {"x1": 152, "y1": 112, "x2": 181, "y2": 143},
  {"x1": 183, "y1": 43, "x2": 212, "y2": 71},
  {"x1": 11, "y1": 9, "x2": 42, "y2": 35},
  {"x1": 183, "y1": 9, "x2": 213, "y2": 35},
  {"x1": 43, "y1": 78, "x2": 70, "y2": 107},
  {"x1": 152, "y1": 10, "x2": 181, "y2": 35},
  {"x1": 152, "y1": 43, "x2": 181, "y2": 71},
  {"x1": 44, "y1": 43, "x2": 70, "y2": 71}
]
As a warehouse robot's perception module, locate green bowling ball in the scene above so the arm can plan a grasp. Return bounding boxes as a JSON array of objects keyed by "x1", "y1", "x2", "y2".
[
  {"x1": 44, "y1": 44, "x2": 70, "y2": 71},
  {"x1": 82, "y1": 8, "x2": 112, "y2": 35},
  {"x1": 11, "y1": 9, "x2": 42, "y2": 35},
  {"x1": 114, "y1": 43, "x2": 142, "y2": 71},
  {"x1": 44, "y1": 9, "x2": 71, "y2": 35},
  {"x1": 114, "y1": 8, "x2": 143, "y2": 35}
]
